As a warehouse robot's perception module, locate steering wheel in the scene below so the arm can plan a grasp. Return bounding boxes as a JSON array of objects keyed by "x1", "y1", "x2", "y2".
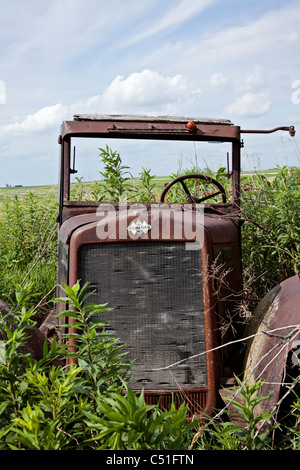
[{"x1": 160, "y1": 174, "x2": 227, "y2": 203}]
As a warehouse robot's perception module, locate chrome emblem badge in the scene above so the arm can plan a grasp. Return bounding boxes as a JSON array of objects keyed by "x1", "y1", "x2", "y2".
[{"x1": 127, "y1": 219, "x2": 152, "y2": 237}]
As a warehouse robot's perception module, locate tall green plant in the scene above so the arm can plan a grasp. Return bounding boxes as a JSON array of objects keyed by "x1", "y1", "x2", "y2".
[
  {"x1": 0, "y1": 282, "x2": 194, "y2": 450},
  {"x1": 0, "y1": 281, "x2": 298, "y2": 450},
  {"x1": 137, "y1": 166, "x2": 157, "y2": 202},
  {"x1": 98, "y1": 146, "x2": 136, "y2": 201},
  {"x1": 55, "y1": 281, "x2": 132, "y2": 406},
  {"x1": 84, "y1": 386, "x2": 195, "y2": 450},
  {"x1": 284, "y1": 394, "x2": 300, "y2": 450},
  {"x1": 0, "y1": 192, "x2": 58, "y2": 309},
  {"x1": 193, "y1": 376, "x2": 275, "y2": 450},
  {"x1": 0, "y1": 283, "x2": 66, "y2": 449},
  {"x1": 0, "y1": 282, "x2": 131, "y2": 449},
  {"x1": 241, "y1": 166, "x2": 300, "y2": 297}
]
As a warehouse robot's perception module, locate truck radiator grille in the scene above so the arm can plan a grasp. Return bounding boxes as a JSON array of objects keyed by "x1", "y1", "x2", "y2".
[
  {"x1": 143, "y1": 389, "x2": 207, "y2": 416},
  {"x1": 79, "y1": 242, "x2": 206, "y2": 394}
]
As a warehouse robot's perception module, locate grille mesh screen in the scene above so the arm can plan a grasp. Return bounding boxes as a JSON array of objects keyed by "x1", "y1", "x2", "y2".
[{"x1": 79, "y1": 242, "x2": 206, "y2": 390}]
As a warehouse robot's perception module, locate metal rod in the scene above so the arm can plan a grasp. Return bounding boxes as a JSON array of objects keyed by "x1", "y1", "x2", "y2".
[{"x1": 241, "y1": 126, "x2": 295, "y2": 136}]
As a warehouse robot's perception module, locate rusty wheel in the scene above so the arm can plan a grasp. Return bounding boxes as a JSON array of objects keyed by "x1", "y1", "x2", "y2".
[{"x1": 160, "y1": 174, "x2": 227, "y2": 203}]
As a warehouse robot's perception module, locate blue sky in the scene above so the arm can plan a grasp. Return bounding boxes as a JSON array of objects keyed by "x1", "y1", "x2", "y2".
[{"x1": 0, "y1": 0, "x2": 300, "y2": 186}]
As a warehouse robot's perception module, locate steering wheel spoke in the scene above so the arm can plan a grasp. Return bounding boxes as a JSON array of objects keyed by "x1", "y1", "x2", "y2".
[
  {"x1": 160, "y1": 174, "x2": 226, "y2": 204},
  {"x1": 180, "y1": 180, "x2": 195, "y2": 202}
]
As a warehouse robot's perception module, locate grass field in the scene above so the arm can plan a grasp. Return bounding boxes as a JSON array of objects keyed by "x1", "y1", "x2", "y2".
[{"x1": 0, "y1": 167, "x2": 286, "y2": 198}]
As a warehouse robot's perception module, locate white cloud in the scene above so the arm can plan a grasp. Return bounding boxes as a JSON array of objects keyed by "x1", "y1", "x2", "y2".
[
  {"x1": 0, "y1": 104, "x2": 68, "y2": 135},
  {"x1": 226, "y1": 92, "x2": 271, "y2": 117},
  {"x1": 0, "y1": 69, "x2": 202, "y2": 135},
  {"x1": 1, "y1": 1, "x2": 300, "y2": 186},
  {"x1": 101, "y1": 69, "x2": 200, "y2": 114},
  {"x1": 187, "y1": 2, "x2": 300, "y2": 68}
]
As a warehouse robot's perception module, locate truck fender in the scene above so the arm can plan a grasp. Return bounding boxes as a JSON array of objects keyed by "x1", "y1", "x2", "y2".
[
  {"x1": 0, "y1": 300, "x2": 62, "y2": 363},
  {"x1": 243, "y1": 275, "x2": 300, "y2": 417},
  {"x1": 0, "y1": 299, "x2": 47, "y2": 361}
]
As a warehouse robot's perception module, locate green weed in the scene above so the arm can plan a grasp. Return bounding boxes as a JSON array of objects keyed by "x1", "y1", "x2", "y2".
[
  {"x1": 241, "y1": 166, "x2": 300, "y2": 297},
  {"x1": 0, "y1": 192, "x2": 58, "y2": 312},
  {"x1": 98, "y1": 145, "x2": 136, "y2": 201},
  {"x1": 0, "y1": 282, "x2": 298, "y2": 450}
]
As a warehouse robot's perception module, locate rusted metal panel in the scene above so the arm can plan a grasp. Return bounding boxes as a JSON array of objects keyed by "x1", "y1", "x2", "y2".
[
  {"x1": 59, "y1": 202, "x2": 240, "y2": 243},
  {"x1": 60, "y1": 205, "x2": 241, "y2": 417},
  {"x1": 145, "y1": 388, "x2": 207, "y2": 413},
  {"x1": 39, "y1": 309, "x2": 63, "y2": 344},
  {"x1": 0, "y1": 300, "x2": 47, "y2": 361},
  {"x1": 60, "y1": 115, "x2": 241, "y2": 143},
  {"x1": 73, "y1": 114, "x2": 233, "y2": 124},
  {"x1": 242, "y1": 275, "x2": 300, "y2": 416}
]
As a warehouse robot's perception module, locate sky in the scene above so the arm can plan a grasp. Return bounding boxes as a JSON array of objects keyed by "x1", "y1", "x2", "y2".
[{"x1": 0, "y1": 0, "x2": 300, "y2": 187}]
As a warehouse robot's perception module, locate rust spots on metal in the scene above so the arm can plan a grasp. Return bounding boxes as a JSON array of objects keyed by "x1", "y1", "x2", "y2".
[
  {"x1": 0, "y1": 301, "x2": 62, "y2": 363},
  {"x1": 0, "y1": 300, "x2": 46, "y2": 361},
  {"x1": 241, "y1": 125, "x2": 296, "y2": 137},
  {"x1": 243, "y1": 275, "x2": 300, "y2": 416}
]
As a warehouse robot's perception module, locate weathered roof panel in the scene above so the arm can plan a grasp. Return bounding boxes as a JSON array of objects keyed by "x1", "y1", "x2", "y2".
[{"x1": 73, "y1": 114, "x2": 233, "y2": 125}]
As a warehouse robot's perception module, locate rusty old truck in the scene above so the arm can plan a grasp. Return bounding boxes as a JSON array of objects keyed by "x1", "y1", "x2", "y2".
[
  {"x1": 2, "y1": 114, "x2": 298, "y2": 421},
  {"x1": 51, "y1": 114, "x2": 300, "y2": 419}
]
